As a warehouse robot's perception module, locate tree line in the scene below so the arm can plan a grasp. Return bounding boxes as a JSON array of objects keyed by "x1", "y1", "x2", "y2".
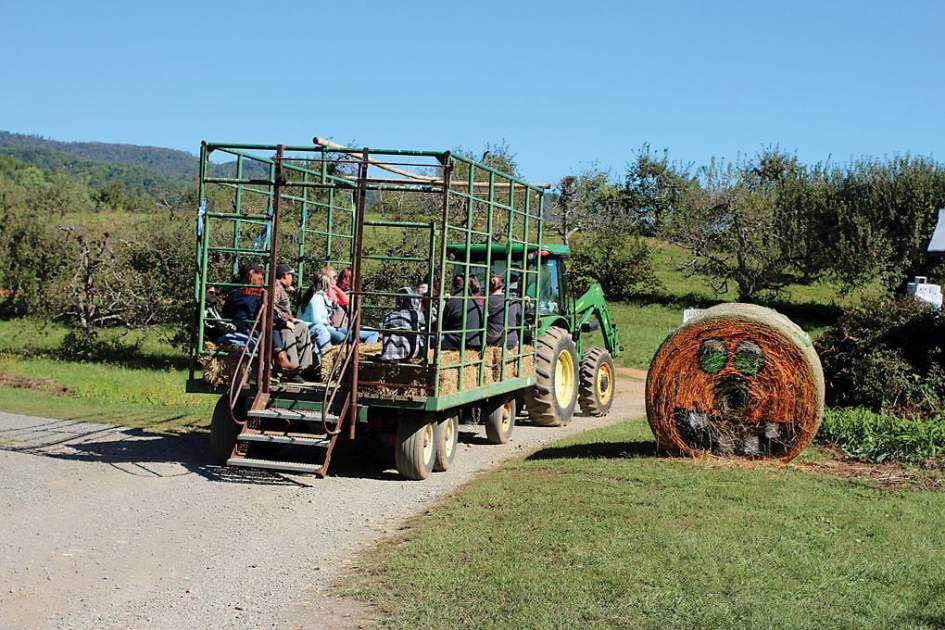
[
  {"x1": 1, "y1": 142, "x2": 944, "y2": 357},
  {"x1": 555, "y1": 146, "x2": 945, "y2": 301}
]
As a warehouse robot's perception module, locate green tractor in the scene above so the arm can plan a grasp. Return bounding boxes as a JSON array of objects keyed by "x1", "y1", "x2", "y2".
[{"x1": 446, "y1": 242, "x2": 621, "y2": 427}]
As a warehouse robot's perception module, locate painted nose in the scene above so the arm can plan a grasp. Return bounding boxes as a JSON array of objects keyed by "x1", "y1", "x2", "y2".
[{"x1": 714, "y1": 374, "x2": 750, "y2": 414}]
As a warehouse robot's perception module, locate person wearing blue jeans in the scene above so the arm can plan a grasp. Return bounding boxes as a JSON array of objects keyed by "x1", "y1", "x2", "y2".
[
  {"x1": 331, "y1": 326, "x2": 380, "y2": 344},
  {"x1": 221, "y1": 263, "x2": 298, "y2": 373},
  {"x1": 298, "y1": 273, "x2": 380, "y2": 351}
]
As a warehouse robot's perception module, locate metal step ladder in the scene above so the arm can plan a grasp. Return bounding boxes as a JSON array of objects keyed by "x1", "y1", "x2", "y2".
[
  {"x1": 222, "y1": 145, "x2": 367, "y2": 478},
  {"x1": 227, "y1": 406, "x2": 344, "y2": 476}
]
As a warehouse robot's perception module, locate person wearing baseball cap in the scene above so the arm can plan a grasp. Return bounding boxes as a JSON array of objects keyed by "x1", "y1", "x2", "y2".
[{"x1": 273, "y1": 262, "x2": 315, "y2": 380}]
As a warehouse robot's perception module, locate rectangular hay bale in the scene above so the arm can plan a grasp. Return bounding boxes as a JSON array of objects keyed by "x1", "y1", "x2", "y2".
[
  {"x1": 487, "y1": 344, "x2": 535, "y2": 381},
  {"x1": 198, "y1": 342, "x2": 246, "y2": 387}
]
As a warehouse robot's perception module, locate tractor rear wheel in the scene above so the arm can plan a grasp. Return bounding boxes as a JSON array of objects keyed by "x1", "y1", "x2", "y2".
[
  {"x1": 210, "y1": 395, "x2": 242, "y2": 464},
  {"x1": 525, "y1": 327, "x2": 578, "y2": 426},
  {"x1": 485, "y1": 398, "x2": 516, "y2": 444},
  {"x1": 579, "y1": 347, "x2": 616, "y2": 416},
  {"x1": 395, "y1": 413, "x2": 437, "y2": 480}
]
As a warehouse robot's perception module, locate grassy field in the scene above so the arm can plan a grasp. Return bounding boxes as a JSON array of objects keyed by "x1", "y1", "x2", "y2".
[
  {"x1": 341, "y1": 418, "x2": 945, "y2": 629},
  {"x1": 0, "y1": 320, "x2": 213, "y2": 431}
]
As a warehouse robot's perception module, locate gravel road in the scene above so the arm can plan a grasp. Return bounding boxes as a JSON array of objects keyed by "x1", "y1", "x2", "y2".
[{"x1": 0, "y1": 372, "x2": 644, "y2": 629}]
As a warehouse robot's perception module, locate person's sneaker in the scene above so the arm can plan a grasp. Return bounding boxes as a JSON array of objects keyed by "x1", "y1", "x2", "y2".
[{"x1": 289, "y1": 374, "x2": 307, "y2": 384}]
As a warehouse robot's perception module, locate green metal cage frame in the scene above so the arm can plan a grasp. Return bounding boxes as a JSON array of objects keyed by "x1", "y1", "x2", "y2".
[{"x1": 189, "y1": 140, "x2": 548, "y2": 412}]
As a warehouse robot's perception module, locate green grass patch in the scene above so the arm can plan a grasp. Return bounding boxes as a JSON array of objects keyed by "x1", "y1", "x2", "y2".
[
  {"x1": 0, "y1": 319, "x2": 213, "y2": 432},
  {"x1": 818, "y1": 407, "x2": 945, "y2": 467},
  {"x1": 342, "y1": 418, "x2": 945, "y2": 629}
]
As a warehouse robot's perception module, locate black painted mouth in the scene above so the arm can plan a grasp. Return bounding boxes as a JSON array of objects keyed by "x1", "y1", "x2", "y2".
[
  {"x1": 673, "y1": 408, "x2": 797, "y2": 457},
  {"x1": 714, "y1": 374, "x2": 750, "y2": 414}
]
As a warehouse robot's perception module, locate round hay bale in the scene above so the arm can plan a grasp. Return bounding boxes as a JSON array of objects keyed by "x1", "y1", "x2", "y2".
[{"x1": 645, "y1": 303, "x2": 824, "y2": 461}]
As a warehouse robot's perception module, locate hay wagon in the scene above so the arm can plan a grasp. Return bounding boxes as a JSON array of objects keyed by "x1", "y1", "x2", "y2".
[{"x1": 186, "y1": 138, "x2": 570, "y2": 479}]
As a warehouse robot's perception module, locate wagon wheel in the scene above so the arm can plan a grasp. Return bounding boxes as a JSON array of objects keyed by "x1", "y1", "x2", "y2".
[
  {"x1": 524, "y1": 327, "x2": 578, "y2": 426},
  {"x1": 395, "y1": 413, "x2": 437, "y2": 480},
  {"x1": 433, "y1": 413, "x2": 459, "y2": 472},
  {"x1": 210, "y1": 394, "x2": 244, "y2": 464},
  {"x1": 485, "y1": 398, "x2": 516, "y2": 444},
  {"x1": 578, "y1": 347, "x2": 616, "y2": 416}
]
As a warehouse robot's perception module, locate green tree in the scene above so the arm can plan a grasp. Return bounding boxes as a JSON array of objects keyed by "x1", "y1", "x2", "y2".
[
  {"x1": 550, "y1": 167, "x2": 621, "y2": 247},
  {"x1": 667, "y1": 151, "x2": 805, "y2": 302},
  {"x1": 622, "y1": 144, "x2": 696, "y2": 235}
]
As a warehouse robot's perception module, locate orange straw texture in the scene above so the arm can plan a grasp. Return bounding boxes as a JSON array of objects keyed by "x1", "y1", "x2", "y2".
[{"x1": 645, "y1": 304, "x2": 824, "y2": 462}]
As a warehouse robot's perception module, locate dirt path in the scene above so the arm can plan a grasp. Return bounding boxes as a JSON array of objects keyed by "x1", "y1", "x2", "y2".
[{"x1": 0, "y1": 372, "x2": 645, "y2": 629}]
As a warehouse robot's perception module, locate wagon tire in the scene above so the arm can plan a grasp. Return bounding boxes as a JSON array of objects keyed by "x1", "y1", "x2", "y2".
[
  {"x1": 433, "y1": 414, "x2": 459, "y2": 472},
  {"x1": 485, "y1": 398, "x2": 516, "y2": 444},
  {"x1": 210, "y1": 395, "x2": 242, "y2": 465},
  {"x1": 395, "y1": 414, "x2": 437, "y2": 480}
]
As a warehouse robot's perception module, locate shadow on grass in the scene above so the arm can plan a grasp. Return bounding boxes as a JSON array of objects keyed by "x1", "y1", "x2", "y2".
[
  {"x1": 763, "y1": 299, "x2": 840, "y2": 330},
  {"x1": 527, "y1": 439, "x2": 659, "y2": 461},
  {"x1": 51, "y1": 347, "x2": 191, "y2": 371},
  {"x1": 896, "y1": 579, "x2": 945, "y2": 629},
  {"x1": 625, "y1": 292, "x2": 718, "y2": 310}
]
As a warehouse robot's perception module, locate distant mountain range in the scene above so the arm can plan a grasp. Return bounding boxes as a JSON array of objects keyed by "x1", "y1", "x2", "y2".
[
  {"x1": 0, "y1": 131, "x2": 199, "y2": 194},
  {"x1": 0, "y1": 131, "x2": 275, "y2": 196}
]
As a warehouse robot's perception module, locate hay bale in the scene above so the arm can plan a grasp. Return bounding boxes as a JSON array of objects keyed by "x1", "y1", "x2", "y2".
[
  {"x1": 434, "y1": 349, "x2": 492, "y2": 396},
  {"x1": 320, "y1": 342, "x2": 382, "y2": 382},
  {"x1": 354, "y1": 349, "x2": 499, "y2": 398},
  {"x1": 487, "y1": 345, "x2": 535, "y2": 381},
  {"x1": 645, "y1": 303, "x2": 824, "y2": 462},
  {"x1": 198, "y1": 342, "x2": 246, "y2": 387},
  {"x1": 328, "y1": 345, "x2": 533, "y2": 399}
]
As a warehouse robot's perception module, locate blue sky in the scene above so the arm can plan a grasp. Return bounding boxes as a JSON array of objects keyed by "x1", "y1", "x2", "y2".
[{"x1": 2, "y1": 0, "x2": 942, "y2": 182}]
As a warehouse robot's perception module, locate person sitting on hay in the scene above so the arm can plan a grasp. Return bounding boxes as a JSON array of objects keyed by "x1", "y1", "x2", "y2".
[
  {"x1": 203, "y1": 285, "x2": 237, "y2": 345},
  {"x1": 273, "y1": 263, "x2": 317, "y2": 380},
  {"x1": 486, "y1": 275, "x2": 521, "y2": 349},
  {"x1": 440, "y1": 274, "x2": 483, "y2": 351},
  {"x1": 222, "y1": 262, "x2": 298, "y2": 374},
  {"x1": 298, "y1": 273, "x2": 379, "y2": 353},
  {"x1": 379, "y1": 287, "x2": 425, "y2": 362}
]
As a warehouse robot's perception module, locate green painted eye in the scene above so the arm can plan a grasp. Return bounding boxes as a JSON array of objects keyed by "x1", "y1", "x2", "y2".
[
  {"x1": 734, "y1": 340, "x2": 765, "y2": 376},
  {"x1": 699, "y1": 339, "x2": 727, "y2": 373}
]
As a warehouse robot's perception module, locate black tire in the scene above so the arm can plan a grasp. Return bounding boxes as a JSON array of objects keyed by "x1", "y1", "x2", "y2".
[
  {"x1": 395, "y1": 413, "x2": 437, "y2": 480},
  {"x1": 524, "y1": 327, "x2": 579, "y2": 426},
  {"x1": 579, "y1": 347, "x2": 616, "y2": 417},
  {"x1": 433, "y1": 414, "x2": 459, "y2": 472},
  {"x1": 210, "y1": 395, "x2": 242, "y2": 464},
  {"x1": 485, "y1": 398, "x2": 516, "y2": 444}
]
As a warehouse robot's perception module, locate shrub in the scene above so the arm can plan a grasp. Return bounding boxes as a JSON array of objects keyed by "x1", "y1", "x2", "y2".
[
  {"x1": 569, "y1": 230, "x2": 660, "y2": 300},
  {"x1": 817, "y1": 407, "x2": 945, "y2": 466},
  {"x1": 816, "y1": 295, "x2": 945, "y2": 418}
]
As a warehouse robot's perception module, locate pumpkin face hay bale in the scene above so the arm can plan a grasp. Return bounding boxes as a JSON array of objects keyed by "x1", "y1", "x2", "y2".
[{"x1": 646, "y1": 303, "x2": 824, "y2": 462}]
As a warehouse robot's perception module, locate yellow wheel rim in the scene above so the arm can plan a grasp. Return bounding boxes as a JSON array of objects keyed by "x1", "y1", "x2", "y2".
[
  {"x1": 597, "y1": 361, "x2": 614, "y2": 405},
  {"x1": 554, "y1": 349, "x2": 575, "y2": 408},
  {"x1": 421, "y1": 423, "x2": 435, "y2": 462}
]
